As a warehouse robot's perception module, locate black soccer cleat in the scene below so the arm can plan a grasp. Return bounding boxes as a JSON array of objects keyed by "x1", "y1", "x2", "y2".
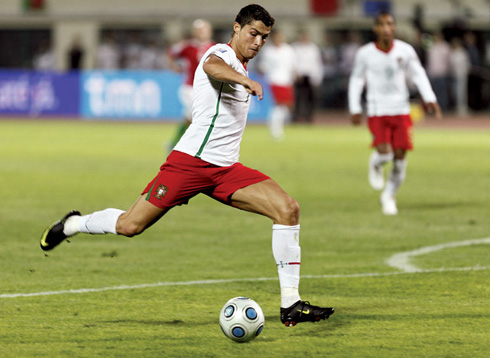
[
  {"x1": 280, "y1": 300, "x2": 334, "y2": 327},
  {"x1": 40, "y1": 210, "x2": 81, "y2": 251}
]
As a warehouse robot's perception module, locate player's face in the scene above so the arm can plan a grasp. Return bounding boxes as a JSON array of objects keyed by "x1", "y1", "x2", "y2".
[
  {"x1": 374, "y1": 14, "x2": 395, "y2": 43},
  {"x1": 233, "y1": 20, "x2": 271, "y2": 61}
]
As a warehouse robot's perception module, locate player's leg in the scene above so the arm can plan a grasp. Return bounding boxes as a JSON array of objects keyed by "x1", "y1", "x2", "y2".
[
  {"x1": 381, "y1": 148, "x2": 407, "y2": 215},
  {"x1": 116, "y1": 195, "x2": 169, "y2": 236},
  {"x1": 269, "y1": 104, "x2": 287, "y2": 140},
  {"x1": 367, "y1": 117, "x2": 393, "y2": 190},
  {"x1": 370, "y1": 143, "x2": 394, "y2": 189},
  {"x1": 77, "y1": 195, "x2": 168, "y2": 237},
  {"x1": 230, "y1": 179, "x2": 299, "y2": 225},
  {"x1": 231, "y1": 179, "x2": 300, "y2": 306},
  {"x1": 269, "y1": 85, "x2": 293, "y2": 140},
  {"x1": 230, "y1": 179, "x2": 334, "y2": 326},
  {"x1": 40, "y1": 196, "x2": 168, "y2": 251},
  {"x1": 380, "y1": 115, "x2": 412, "y2": 215},
  {"x1": 41, "y1": 151, "x2": 199, "y2": 250}
]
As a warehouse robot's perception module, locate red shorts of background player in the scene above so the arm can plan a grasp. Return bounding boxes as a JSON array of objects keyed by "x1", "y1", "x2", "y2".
[
  {"x1": 270, "y1": 85, "x2": 294, "y2": 106},
  {"x1": 368, "y1": 114, "x2": 414, "y2": 150},
  {"x1": 142, "y1": 151, "x2": 270, "y2": 210}
]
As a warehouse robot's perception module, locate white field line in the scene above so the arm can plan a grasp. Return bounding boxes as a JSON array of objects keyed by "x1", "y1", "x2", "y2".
[
  {"x1": 1, "y1": 265, "x2": 490, "y2": 299},
  {"x1": 386, "y1": 237, "x2": 490, "y2": 273}
]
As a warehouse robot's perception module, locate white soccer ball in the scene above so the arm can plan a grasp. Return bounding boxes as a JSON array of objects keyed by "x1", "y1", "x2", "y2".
[{"x1": 219, "y1": 297, "x2": 265, "y2": 343}]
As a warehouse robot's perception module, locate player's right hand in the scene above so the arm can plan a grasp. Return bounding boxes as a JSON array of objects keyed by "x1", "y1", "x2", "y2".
[{"x1": 351, "y1": 113, "x2": 362, "y2": 126}]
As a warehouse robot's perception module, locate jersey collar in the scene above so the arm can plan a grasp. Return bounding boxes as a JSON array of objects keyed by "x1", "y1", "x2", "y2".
[{"x1": 375, "y1": 40, "x2": 394, "y2": 54}]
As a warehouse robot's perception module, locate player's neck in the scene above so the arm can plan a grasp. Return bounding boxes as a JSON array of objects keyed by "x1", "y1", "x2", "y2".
[
  {"x1": 228, "y1": 41, "x2": 249, "y2": 67},
  {"x1": 376, "y1": 39, "x2": 394, "y2": 52}
]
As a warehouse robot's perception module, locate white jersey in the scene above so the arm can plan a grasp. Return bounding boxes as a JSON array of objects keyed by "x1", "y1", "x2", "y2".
[
  {"x1": 174, "y1": 43, "x2": 251, "y2": 167},
  {"x1": 348, "y1": 39, "x2": 436, "y2": 117}
]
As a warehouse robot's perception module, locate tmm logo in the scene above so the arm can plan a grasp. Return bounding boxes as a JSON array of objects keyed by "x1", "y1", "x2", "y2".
[{"x1": 83, "y1": 73, "x2": 162, "y2": 118}]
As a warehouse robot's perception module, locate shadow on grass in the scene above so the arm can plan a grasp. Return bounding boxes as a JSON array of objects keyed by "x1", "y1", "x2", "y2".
[
  {"x1": 101, "y1": 319, "x2": 186, "y2": 326},
  {"x1": 401, "y1": 201, "x2": 478, "y2": 211}
]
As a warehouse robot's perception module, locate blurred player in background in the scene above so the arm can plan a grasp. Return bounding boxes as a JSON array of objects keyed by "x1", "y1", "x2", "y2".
[
  {"x1": 258, "y1": 30, "x2": 297, "y2": 140},
  {"x1": 166, "y1": 19, "x2": 214, "y2": 151},
  {"x1": 292, "y1": 30, "x2": 323, "y2": 123},
  {"x1": 348, "y1": 11, "x2": 441, "y2": 215},
  {"x1": 41, "y1": 4, "x2": 333, "y2": 327}
]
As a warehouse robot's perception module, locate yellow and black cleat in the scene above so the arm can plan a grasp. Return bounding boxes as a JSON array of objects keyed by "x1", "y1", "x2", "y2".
[
  {"x1": 40, "y1": 210, "x2": 81, "y2": 251},
  {"x1": 280, "y1": 300, "x2": 334, "y2": 327}
]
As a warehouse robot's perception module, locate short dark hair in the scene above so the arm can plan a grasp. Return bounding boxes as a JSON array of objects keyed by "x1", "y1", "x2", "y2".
[
  {"x1": 374, "y1": 10, "x2": 395, "y2": 24},
  {"x1": 235, "y1": 4, "x2": 275, "y2": 28}
]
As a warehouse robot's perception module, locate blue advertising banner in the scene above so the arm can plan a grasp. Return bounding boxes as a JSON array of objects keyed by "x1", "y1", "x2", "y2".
[
  {"x1": 0, "y1": 70, "x2": 271, "y2": 121},
  {"x1": 248, "y1": 72, "x2": 273, "y2": 122},
  {"x1": 0, "y1": 71, "x2": 79, "y2": 116},
  {"x1": 80, "y1": 71, "x2": 183, "y2": 120},
  {"x1": 80, "y1": 70, "x2": 271, "y2": 122}
]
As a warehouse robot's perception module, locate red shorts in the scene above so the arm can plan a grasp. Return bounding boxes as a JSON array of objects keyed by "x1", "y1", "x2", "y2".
[
  {"x1": 368, "y1": 115, "x2": 414, "y2": 150},
  {"x1": 142, "y1": 151, "x2": 270, "y2": 209},
  {"x1": 270, "y1": 85, "x2": 294, "y2": 106}
]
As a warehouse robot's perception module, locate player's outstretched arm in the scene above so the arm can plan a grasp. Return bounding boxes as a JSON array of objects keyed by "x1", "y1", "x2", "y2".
[{"x1": 203, "y1": 54, "x2": 263, "y2": 100}]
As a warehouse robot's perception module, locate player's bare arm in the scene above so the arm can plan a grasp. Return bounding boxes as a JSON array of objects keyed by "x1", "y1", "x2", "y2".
[{"x1": 203, "y1": 54, "x2": 264, "y2": 100}]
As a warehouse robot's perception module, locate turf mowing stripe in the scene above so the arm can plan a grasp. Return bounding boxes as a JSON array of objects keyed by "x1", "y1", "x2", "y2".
[{"x1": 1, "y1": 266, "x2": 489, "y2": 299}]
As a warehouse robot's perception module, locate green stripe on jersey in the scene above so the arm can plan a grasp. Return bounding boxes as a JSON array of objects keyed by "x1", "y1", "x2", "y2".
[{"x1": 195, "y1": 83, "x2": 224, "y2": 158}]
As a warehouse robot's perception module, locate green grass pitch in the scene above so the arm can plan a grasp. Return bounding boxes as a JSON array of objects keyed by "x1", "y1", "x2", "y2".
[{"x1": 1, "y1": 119, "x2": 489, "y2": 357}]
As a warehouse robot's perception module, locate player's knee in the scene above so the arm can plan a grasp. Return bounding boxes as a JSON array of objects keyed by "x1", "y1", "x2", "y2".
[
  {"x1": 117, "y1": 220, "x2": 146, "y2": 237},
  {"x1": 276, "y1": 197, "x2": 300, "y2": 225}
]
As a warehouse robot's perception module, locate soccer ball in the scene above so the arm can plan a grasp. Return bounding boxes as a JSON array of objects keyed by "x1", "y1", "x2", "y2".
[{"x1": 219, "y1": 297, "x2": 265, "y2": 343}]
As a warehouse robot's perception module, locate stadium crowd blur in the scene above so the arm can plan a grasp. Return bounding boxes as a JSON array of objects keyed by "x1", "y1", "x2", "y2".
[{"x1": 21, "y1": 17, "x2": 490, "y2": 116}]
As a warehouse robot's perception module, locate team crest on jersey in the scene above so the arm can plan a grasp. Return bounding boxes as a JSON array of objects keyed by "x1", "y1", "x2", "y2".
[
  {"x1": 154, "y1": 184, "x2": 168, "y2": 200},
  {"x1": 397, "y1": 57, "x2": 407, "y2": 69},
  {"x1": 384, "y1": 66, "x2": 394, "y2": 79}
]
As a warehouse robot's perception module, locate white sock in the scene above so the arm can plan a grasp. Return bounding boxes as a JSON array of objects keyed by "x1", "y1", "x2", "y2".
[
  {"x1": 383, "y1": 159, "x2": 407, "y2": 196},
  {"x1": 370, "y1": 151, "x2": 394, "y2": 168},
  {"x1": 269, "y1": 105, "x2": 288, "y2": 140},
  {"x1": 63, "y1": 215, "x2": 81, "y2": 237},
  {"x1": 77, "y1": 209, "x2": 125, "y2": 235},
  {"x1": 272, "y1": 224, "x2": 302, "y2": 308}
]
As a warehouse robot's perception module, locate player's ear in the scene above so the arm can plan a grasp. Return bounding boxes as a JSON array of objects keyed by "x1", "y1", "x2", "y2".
[{"x1": 233, "y1": 22, "x2": 241, "y2": 36}]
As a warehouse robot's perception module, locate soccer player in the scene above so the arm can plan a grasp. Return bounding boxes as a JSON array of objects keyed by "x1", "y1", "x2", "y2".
[
  {"x1": 41, "y1": 4, "x2": 334, "y2": 327},
  {"x1": 166, "y1": 19, "x2": 214, "y2": 151},
  {"x1": 348, "y1": 11, "x2": 441, "y2": 215},
  {"x1": 257, "y1": 30, "x2": 297, "y2": 140}
]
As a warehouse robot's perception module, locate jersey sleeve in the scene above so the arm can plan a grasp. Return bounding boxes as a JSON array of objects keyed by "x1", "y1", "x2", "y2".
[
  {"x1": 207, "y1": 46, "x2": 234, "y2": 66},
  {"x1": 406, "y1": 45, "x2": 437, "y2": 104},
  {"x1": 348, "y1": 48, "x2": 367, "y2": 115}
]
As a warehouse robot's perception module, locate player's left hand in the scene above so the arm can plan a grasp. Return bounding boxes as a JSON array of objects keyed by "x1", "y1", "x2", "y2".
[
  {"x1": 243, "y1": 78, "x2": 263, "y2": 100},
  {"x1": 426, "y1": 102, "x2": 442, "y2": 120}
]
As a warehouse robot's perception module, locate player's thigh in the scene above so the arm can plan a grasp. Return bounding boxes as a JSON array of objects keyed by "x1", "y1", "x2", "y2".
[
  {"x1": 392, "y1": 115, "x2": 413, "y2": 153},
  {"x1": 368, "y1": 116, "x2": 391, "y2": 148},
  {"x1": 230, "y1": 179, "x2": 299, "y2": 225}
]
